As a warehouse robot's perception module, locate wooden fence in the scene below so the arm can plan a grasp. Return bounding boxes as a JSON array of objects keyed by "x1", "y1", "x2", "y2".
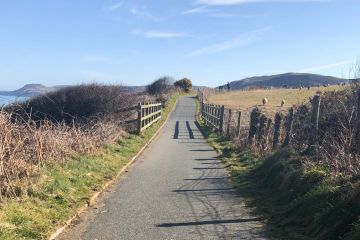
[
  {"x1": 118, "y1": 102, "x2": 162, "y2": 134},
  {"x1": 197, "y1": 88, "x2": 324, "y2": 154},
  {"x1": 137, "y1": 102, "x2": 162, "y2": 133},
  {"x1": 198, "y1": 89, "x2": 225, "y2": 132},
  {"x1": 201, "y1": 103, "x2": 225, "y2": 132}
]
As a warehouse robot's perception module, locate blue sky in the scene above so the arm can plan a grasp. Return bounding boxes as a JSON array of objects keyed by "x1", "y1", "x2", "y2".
[{"x1": 0, "y1": 0, "x2": 359, "y2": 90}]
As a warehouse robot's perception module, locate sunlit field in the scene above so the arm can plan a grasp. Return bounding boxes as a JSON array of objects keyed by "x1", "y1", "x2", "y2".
[{"x1": 207, "y1": 85, "x2": 347, "y2": 123}]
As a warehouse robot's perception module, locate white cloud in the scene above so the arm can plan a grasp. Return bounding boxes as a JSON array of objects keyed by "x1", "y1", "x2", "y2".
[
  {"x1": 108, "y1": 1, "x2": 124, "y2": 12},
  {"x1": 132, "y1": 29, "x2": 187, "y2": 39},
  {"x1": 130, "y1": 6, "x2": 163, "y2": 22},
  {"x1": 82, "y1": 54, "x2": 110, "y2": 63},
  {"x1": 182, "y1": 6, "x2": 218, "y2": 14},
  {"x1": 196, "y1": 0, "x2": 330, "y2": 5},
  {"x1": 297, "y1": 60, "x2": 353, "y2": 72},
  {"x1": 185, "y1": 27, "x2": 271, "y2": 57},
  {"x1": 182, "y1": 6, "x2": 236, "y2": 18}
]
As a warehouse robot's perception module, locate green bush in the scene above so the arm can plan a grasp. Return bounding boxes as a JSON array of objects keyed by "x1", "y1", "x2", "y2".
[
  {"x1": 146, "y1": 77, "x2": 174, "y2": 95},
  {"x1": 174, "y1": 78, "x2": 192, "y2": 92}
]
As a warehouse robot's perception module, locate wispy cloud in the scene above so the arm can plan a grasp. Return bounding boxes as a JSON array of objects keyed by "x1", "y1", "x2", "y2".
[
  {"x1": 130, "y1": 6, "x2": 163, "y2": 22},
  {"x1": 297, "y1": 60, "x2": 353, "y2": 72},
  {"x1": 107, "y1": 1, "x2": 125, "y2": 12},
  {"x1": 182, "y1": 6, "x2": 218, "y2": 15},
  {"x1": 195, "y1": 0, "x2": 330, "y2": 5},
  {"x1": 185, "y1": 27, "x2": 271, "y2": 57},
  {"x1": 82, "y1": 54, "x2": 110, "y2": 63},
  {"x1": 132, "y1": 29, "x2": 188, "y2": 39},
  {"x1": 182, "y1": 6, "x2": 236, "y2": 18}
]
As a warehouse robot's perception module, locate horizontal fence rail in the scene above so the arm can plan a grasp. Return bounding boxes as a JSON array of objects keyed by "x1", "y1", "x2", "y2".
[
  {"x1": 117, "y1": 102, "x2": 162, "y2": 134},
  {"x1": 201, "y1": 103, "x2": 224, "y2": 132},
  {"x1": 198, "y1": 89, "x2": 225, "y2": 132},
  {"x1": 137, "y1": 102, "x2": 162, "y2": 134}
]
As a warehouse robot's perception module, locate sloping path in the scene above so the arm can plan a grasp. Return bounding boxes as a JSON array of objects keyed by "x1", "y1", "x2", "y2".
[{"x1": 58, "y1": 96, "x2": 267, "y2": 240}]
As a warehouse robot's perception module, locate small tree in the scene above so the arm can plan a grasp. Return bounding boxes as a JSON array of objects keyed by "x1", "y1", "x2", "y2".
[
  {"x1": 174, "y1": 78, "x2": 193, "y2": 92},
  {"x1": 146, "y1": 77, "x2": 173, "y2": 95}
]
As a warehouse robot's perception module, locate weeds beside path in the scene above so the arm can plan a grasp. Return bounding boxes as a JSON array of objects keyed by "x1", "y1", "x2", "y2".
[{"x1": 0, "y1": 93, "x2": 183, "y2": 240}]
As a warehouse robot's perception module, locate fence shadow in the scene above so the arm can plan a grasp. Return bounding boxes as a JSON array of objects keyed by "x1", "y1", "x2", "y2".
[
  {"x1": 183, "y1": 177, "x2": 230, "y2": 181},
  {"x1": 173, "y1": 121, "x2": 179, "y2": 139},
  {"x1": 193, "y1": 167, "x2": 225, "y2": 170},
  {"x1": 186, "y1": 121, "x2": 194, "y2": 139},
  {"x1": 156, "y1": 217, "x2": 263, "y2": 227},
  {"x1": 173, "y1": 188, "x2": 235, "y2": 193}
]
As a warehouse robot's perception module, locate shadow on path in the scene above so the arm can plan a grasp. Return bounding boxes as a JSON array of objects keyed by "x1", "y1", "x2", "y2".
[
  {"x1": 173, "y1": 188, "x2": 235, "y2": 193},
  {"x1": 186, "y1": 121, "x2": 194, "y2": 139},
  {"x1": 157, "y1": 218, "x2": 263, "y2": 227},
  {"x1": 183, "y1": 177, "x2": 230, "y2": 181},
  {"x1": 173, "y1": 121, "x2": 179, "y2": 139}
]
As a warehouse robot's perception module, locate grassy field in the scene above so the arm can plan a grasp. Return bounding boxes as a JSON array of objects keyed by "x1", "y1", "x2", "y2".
[
  {"x1": 0, "y1": 93, "x2": 183, "y2": 240},
  {"x1": 207, "y1": 85, "x2": 346, "y2": 123}
]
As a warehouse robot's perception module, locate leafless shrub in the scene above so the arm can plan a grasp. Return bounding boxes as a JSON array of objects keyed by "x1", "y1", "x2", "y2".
[
  {"x1": 291, "y1": 86, "x2": 360, "y2": 175},
  {"x1": 5, "y1": 84, "x2": 156, "y2": 132},
  {"x1": 316, "y1": 88, "x2": 360, "y2": 174},
  {"x1": 0, "y1": 111, "x2": 126, "y2": 200}
]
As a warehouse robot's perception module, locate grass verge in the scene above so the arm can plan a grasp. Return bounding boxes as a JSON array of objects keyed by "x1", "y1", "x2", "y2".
[
  {"x1": 195, "y1": 99, "x2": 360, "y2": 240},
  {"x1": 0, "y1": 93, "x2": 183, "y2": 240}
]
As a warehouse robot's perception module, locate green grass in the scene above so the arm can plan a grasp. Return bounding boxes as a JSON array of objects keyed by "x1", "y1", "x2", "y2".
[
  {"x1": 0, "y1": 93, "x2": 184, "y2": 240},
  {"x1": 195, "y1": 98, "x2": 360, "y2": 240}
]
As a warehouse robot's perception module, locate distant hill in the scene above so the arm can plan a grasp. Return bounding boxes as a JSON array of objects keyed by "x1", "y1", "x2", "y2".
[
  {"x1": 222, "y1": 73, "x2": 346, "y2": 90},
  {"x1": 0, "y1": 84, "x2": 151, "y2": 97},
  {"x1": 0, "y1": 84, "x2": 66, "y2": 97}
]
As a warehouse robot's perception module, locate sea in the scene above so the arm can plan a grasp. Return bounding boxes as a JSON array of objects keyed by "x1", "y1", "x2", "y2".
[{"x1": 0, "y1": 95, "x2": 28, "y2": 106}]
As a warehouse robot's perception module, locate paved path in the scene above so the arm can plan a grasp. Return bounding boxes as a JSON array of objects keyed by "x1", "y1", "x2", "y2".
[{"x1": 58, "y1": 96, "x2": 267, "y2": 240}]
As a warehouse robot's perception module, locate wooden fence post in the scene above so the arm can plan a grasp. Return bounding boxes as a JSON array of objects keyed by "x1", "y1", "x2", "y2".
[
  {"x1": 264, "y1": 118, "x2": 272, "y2": 150},
  {"x1": 248, "y1": 108, "x2": 260, "y2": 146},
  {"x1": 137, "y1": 103, "x2": 142, "y2": 134},
  {"x1": 219, "y1": 105, "x2": 225, "y2": 133},
  {"x1": 307, "y1": 95, "x2": 321, "y2": 154},
  {"x1": 258, "y1": 115, "x2": 267, "y2": 143},
  {"x1": 236, "y1": 111, "x2": 242, "y2": 137},
  {"x1": 273, "y1": 112, "x2": 282, "y2": 149},
  {"x1": 226, "y1": 109, "x2": 232, "y2": 138},
  {"x1": 283, "y1": 108, "x2": 294, "y2": 146}
]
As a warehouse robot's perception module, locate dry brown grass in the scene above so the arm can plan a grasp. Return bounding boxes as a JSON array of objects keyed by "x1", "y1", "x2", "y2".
[
  {"x1": 0, "y1": 111, "x2": 126, "y2": 200},
  {"x1": 207, "y1": 85, "x2": 347, "y2": 124}
]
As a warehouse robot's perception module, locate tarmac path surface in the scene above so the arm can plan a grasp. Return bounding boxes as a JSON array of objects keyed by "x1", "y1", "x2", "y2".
[{"x1": 58, "y1": 96, "x2": 267, "y2": 240}]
